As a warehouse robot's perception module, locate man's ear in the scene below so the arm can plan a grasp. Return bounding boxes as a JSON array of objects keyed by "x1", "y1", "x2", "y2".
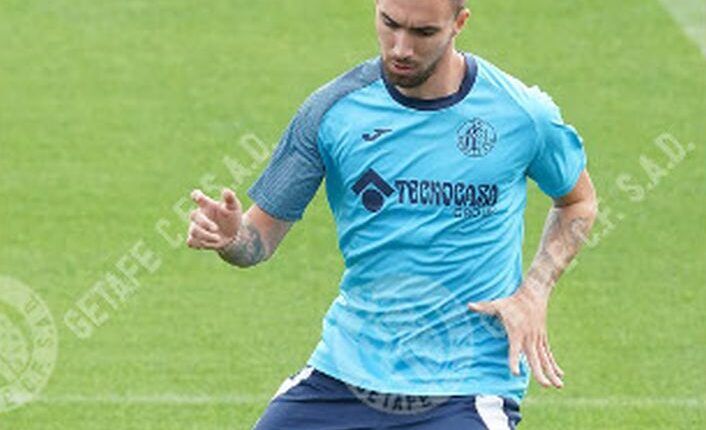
[{"x1": 453, "y1": 9, "x2": 471, "y2": 36}]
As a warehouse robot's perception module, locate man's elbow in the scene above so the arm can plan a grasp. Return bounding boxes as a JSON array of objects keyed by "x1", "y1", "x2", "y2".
[
  {"x1": 554, "y1": 170, "x2": 598, "y2": 215},
  {"x1": 581, "y1": 173, "x2": 599, "y2": 224}
]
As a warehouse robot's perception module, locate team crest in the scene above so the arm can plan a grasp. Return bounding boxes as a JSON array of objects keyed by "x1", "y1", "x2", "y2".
[{"x1": 456, "y1": 118, "x2": 497, "y2": 158}]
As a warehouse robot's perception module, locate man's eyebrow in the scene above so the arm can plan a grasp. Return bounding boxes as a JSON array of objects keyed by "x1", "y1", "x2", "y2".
[
  {"x1": 412, "y1": 25, "x2": 441, "y2": 33},
  {"x1": 380, "y1": 12, "x2": 400, "y2": 26},
  {"x1": 380, "y1": 11, "x2": 441, "y2": 32}
]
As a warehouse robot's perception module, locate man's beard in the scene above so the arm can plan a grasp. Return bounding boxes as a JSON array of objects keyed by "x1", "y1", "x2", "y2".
[{"x1": 383, "y1": 51, "x2": 446, "y2": 89}]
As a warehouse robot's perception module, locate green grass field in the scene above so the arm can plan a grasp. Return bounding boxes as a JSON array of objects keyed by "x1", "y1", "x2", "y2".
[{"x1": 1, "y1": 0, "x2": 704, "y2": 428}]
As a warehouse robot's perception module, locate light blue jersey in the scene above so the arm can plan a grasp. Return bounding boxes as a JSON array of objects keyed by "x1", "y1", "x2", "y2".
[{"x1": 248, "y1": 53, "x2": 586, "y2": 403}]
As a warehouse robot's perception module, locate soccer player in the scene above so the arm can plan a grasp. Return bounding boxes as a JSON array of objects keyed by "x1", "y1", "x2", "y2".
[{"x1": 186, "y1": 0, "x2": 598, "y2": 427}]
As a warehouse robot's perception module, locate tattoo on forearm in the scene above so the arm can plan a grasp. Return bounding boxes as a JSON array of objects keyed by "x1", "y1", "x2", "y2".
[
  {"x1": 218, "y1": 221, "x2": 267, "y2": 268},
  {"x1": 525, "y1": 206, "x2": 595, "y2": 294}
]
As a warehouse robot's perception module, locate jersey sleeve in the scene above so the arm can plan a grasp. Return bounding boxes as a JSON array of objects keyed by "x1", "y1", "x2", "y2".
[
  {"x1": 247, "y1": 104, "x2": 326, "y2": 222},
  {"x1": 527, "y1": 87, "x2": 587, "y2": 198}
]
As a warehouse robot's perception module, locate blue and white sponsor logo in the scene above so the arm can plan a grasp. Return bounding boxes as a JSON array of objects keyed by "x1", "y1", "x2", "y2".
[
  {"x1": 352, "y1": 169, "x2": 395, "y2": 213},
  {"x1": 352, "y1": 168, "x2": 499, "y2": 219}
]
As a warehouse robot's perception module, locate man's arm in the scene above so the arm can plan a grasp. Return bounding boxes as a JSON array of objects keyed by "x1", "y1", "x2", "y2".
[
  {"x1": 186, "y1": 188, "x2": 293, "y2": 268},
  {"x1": 468, "y1": 169, "x2": 598, "y2": 388},
  {"x1": 526, "y1": 169, "x2": 598, "y2": 297},
  {"x1": 217, "y1": 204, "x2": 293, "y2": 268}
]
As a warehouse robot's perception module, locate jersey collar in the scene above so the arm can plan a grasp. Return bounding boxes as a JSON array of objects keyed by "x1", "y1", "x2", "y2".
[{"x1": 381, "y1": 52, "x2": 478, "y2": 111}]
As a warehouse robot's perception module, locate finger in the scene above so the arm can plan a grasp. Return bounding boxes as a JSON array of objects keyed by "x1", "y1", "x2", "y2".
[
  {"x1": 221, "y1": 188, "x2": 240, "y2": 213},
  {"x1": 542, "y1": 338, "x2": 565, "y2": 380},
  {"x1": 525, "y1": 339, "x2": 552, "y2": 388},
  {"x1": 186, "y1": 235, "x2": 204, "y2": 249},
  {"x1": 187, "y1": 235, "x2": 223, "y2": 250},
  {"x1": 186, "y1": 238, "x2": 198, "y2": 249},
  {"x1": 189, "y1": 223, "x2": 222, "y2": 245},
  {"x1": 508, "y1": 338, "x2": 522, "y2": 376},
  {"x1": 187, "y1": 234, "x2": 223, "y2": 250},
  {"x1": 190, "y1": 189, "x2": 219, "y2": 210},
  {"x1": 467, "y1": 301, "x2": 497, "y2": 316},
  {"x1": 538, "y1": 337, "x2": 563, "y2": 388},
  {"x1": 190, "y1": 210, "x2": 219, "y2": 232}
]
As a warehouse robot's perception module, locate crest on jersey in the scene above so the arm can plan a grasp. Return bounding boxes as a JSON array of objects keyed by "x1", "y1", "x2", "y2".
[{"x1": 456, "y1": 118, "x2": 497, "y2": 158}]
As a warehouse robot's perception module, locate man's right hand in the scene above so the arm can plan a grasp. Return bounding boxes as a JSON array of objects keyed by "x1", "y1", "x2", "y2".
[{"x1": 186, "y1": 188, "x2": 242, "y2": 250}]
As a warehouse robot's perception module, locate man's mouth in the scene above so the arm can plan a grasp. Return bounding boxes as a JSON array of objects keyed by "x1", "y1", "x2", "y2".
[{"x1": 390, "y1": 60, "x2": 415, "y2": 74}]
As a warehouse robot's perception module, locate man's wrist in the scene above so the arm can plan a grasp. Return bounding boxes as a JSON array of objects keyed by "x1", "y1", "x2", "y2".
[
  {"x1": 215, "y1": 222, "x2": 268, "y2": 268},
  {"x1": 520, "y1": 274, "x2": 554, "y2": 302},
  {"x1": 217, "y1": 225, "x2": 243, "y2": 257}
]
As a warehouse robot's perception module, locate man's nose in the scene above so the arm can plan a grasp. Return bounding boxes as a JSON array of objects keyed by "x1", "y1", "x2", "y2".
[{"x1": 392, "y1": 31, "x2": 414, "y2": 59}]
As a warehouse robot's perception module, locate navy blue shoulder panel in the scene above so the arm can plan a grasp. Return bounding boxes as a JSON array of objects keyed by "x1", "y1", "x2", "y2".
[
  {"x1": 247, "y1": 58, "x2": 382, "y2": 221},
  {"x1": 302, "y1": 57, "x2": 383, "y2": 126}
]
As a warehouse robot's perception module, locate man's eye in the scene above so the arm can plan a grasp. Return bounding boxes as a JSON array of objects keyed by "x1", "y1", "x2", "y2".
[
  {"x1": 416, "y1": 29, "x2": 437, "y2": 37},
  {"x1": 383, "y1": 18, "x2": 399, "y2": 29}
]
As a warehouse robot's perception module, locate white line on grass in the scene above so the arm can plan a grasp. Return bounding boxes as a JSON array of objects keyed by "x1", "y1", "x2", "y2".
[
  {"x1": 657, "y1": 0, "x2": 706, "y2": 57},
  {"x1": 523, "y1": 396, "x2": 705, "y2": 409},
  {"x1": 36, "y1": 394, "x2": 270, "y2": 406},
  {"x1": 35, "y1": 394, "x2": 706, "y2": 409}
]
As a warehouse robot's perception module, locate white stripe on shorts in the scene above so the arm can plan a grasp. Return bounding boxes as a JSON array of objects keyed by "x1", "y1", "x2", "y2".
[
  {"x1": 271, "y1": 366, "x2": 315, "y2": 400},
  {"x1": 475, "y1": 395, "x2": 511, "y2": 430}
]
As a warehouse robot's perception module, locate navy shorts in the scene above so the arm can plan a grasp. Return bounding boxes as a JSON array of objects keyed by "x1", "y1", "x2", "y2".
[{"x1": 252, "y1": 366, "x2": 522, "y2": 430}]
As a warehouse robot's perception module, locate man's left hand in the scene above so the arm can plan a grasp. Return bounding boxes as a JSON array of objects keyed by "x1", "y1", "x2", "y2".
[{"x1": 468, "y1": 286, "x2": 565, "y2": 389}]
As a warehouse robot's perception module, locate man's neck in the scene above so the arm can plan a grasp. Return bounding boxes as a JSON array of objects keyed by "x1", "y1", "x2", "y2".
[{"x1": 396, "y1": 50, "x2": 466, "y2": 100}]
